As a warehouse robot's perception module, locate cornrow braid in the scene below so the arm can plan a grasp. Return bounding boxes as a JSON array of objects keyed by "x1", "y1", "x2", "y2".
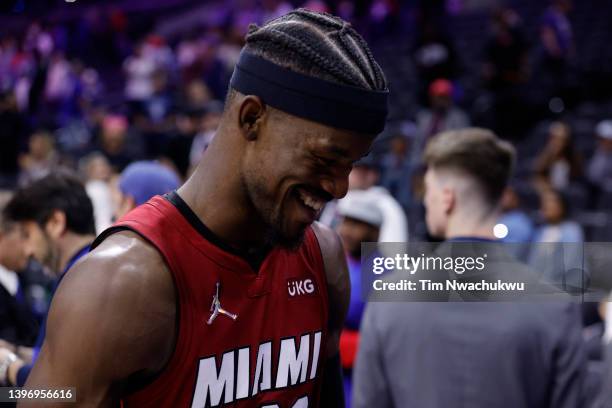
[{"x1": 242, "y1": 8, "x2": 388, "y2": 92}]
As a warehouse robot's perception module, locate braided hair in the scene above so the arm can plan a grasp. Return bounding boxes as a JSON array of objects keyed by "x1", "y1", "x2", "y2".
[{"x1": 237, "y1": 8, "x2": 387, "y2": 93}]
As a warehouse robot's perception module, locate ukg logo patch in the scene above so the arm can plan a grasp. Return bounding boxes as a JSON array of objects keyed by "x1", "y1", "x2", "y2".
[{"x1": 287, "y1": 277, "x2": 317, "y2": 297}]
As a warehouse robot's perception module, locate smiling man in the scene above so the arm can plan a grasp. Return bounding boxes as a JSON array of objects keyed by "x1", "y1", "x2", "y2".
[{"x1": 23, "y1": 9, "x2": 388, "y2": 408}]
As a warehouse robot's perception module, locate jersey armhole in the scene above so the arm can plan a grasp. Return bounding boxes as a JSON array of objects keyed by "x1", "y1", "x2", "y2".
[{"x1": 91, "y1": 225, "x2": 182, "y2": 398}]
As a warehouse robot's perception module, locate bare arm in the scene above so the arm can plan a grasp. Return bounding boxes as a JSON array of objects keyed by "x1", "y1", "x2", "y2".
[
  {"x1": 19, "y1": 231, "x2": 176, "y2": 407},
  {"x1": 312, "y1": 222, "x2": 350, "y2": 408}
]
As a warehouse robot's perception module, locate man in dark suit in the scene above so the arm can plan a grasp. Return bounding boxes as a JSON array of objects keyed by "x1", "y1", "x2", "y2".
[
  {"x1": 353, "y1": 128, "x2": 586, "y2": 408},
  {"x1": 0, "y1": 204, "x2": 38, "y2": 385}
]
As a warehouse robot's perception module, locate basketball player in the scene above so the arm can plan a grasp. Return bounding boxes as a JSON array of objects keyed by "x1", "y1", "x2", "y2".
[{"x1": 22, "y1": 9, "x2": 388, "y2": 408}]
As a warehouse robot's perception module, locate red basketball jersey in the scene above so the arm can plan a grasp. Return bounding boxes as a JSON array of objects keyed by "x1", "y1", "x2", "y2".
[{"x1": 97, "y1": 193, "x2": 329, "y2": 408}]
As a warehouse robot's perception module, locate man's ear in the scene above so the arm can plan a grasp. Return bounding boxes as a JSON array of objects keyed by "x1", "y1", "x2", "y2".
[
  {"x1": 238, "y1": 95, "x2": 266, "y2": 141},
  {"x1": 441, "y1": 185, "x2": 456, "y2": 215},
  {"x1": 45, "y1": 210, "x2": 66, "y2": 239}
]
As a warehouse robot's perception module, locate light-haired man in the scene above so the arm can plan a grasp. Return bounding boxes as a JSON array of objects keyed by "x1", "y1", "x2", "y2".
[{"x1": 353, "y1": 128, "x2": 586, "y2": 408}]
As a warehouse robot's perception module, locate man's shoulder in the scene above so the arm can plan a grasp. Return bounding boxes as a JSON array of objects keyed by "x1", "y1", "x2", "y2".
[
  {"x1": 63, "y1": 230, "x2": 175, "y2": 314},
  {"x1": 79, "y1": 230, "x2": 169, "y2": 280}
]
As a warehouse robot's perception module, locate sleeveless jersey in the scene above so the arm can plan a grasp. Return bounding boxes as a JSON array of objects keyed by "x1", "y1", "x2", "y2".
[{"x1": 94, "y1": 193, "x2": 329, "y2": 408}]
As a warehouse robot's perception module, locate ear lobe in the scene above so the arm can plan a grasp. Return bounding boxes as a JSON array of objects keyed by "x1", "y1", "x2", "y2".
[{"x1": 238, "y1": 95, "x2": 266, "y2": 140}]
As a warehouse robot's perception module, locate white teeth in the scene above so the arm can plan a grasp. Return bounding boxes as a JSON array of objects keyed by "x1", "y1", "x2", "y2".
[{"x1": 298, "y1": 190, "x2": 324, "y2": 212}]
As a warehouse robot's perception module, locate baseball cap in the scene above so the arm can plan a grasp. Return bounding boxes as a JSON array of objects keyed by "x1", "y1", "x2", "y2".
[
  {"x1": 337, "y1": 190, "x2": 383, "y2": 227},
  {"x1": 119, "y1": 161, "x2": 181, "y2": 206},
  {"x1": 429, "y1": 79, "x2": 453, "y2": 97}
]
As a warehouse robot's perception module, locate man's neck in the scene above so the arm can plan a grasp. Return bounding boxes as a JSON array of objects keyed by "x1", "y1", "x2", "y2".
[
  {"x1": 178, "y1": 136, "x2": 268, "y2": 250},
  {"x1": 58, "y1": 232, "x2": 94, "y2": 274},
  {"x1": 445, "y1": 208, "x2": 499, "y2": 240}
]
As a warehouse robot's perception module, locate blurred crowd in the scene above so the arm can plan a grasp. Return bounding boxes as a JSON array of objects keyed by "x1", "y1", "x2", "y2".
[{"x1": 1, "y1": 0, "x2": 612, "y2": 406}]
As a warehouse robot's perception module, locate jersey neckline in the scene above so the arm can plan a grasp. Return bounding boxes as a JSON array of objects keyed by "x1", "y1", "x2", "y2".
[{"x1": 163, "y1": 190, "x2": 272, "y2": 272}]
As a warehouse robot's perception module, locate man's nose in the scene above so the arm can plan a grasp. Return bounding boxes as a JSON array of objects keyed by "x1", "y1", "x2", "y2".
[{"x1": 320, "y1": 175, "x2": 349, "y2": 200}]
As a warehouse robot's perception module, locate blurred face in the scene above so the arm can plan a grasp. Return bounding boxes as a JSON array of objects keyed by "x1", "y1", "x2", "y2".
[
  {"x1": 548, "y1": 123, "x2": 570, "y2": 153},
  {"x1": 431, "y1": 94, "x2": 451, "y2": 110},
  {"x1": 22, "y1": 220, "x2": 58, "y2": 271},
  {"x1": 391, "y1": 136, "x2": 408, "y2": 156},
  {"x1": 423, "y1": 168, "x2": 452, "y2": 238},
  {"x1": 29, "y1": 134, "x2": 53, "y2": 160},
  {"x1": 87, "y1": 156, "x2": 112, "y2": 181},
  {"x1": 0, "y1": 223, "x2": 33, "y2": 271},
  {"x1": 337, "y1": 217, "x2": 379, "y2": 258},
  {"x1": 541, "y1": 192, "x2": 565, "y2": 224},
  {"x1": 240, "y1": 110, "x2": 374, "y2": 249}
]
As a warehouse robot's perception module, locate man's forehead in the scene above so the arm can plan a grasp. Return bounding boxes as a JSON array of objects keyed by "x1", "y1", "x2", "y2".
[{"x1": 305, "y1": 129, "x2": 373, "y2": 155}]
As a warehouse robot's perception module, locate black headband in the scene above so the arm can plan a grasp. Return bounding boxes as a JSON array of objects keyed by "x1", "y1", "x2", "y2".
[{"x1": 229, "y1": 51, "x2": 389, "y2": 134}]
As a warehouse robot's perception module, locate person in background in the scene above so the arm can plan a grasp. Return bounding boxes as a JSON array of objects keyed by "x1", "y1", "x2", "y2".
[
  {"x1": 534, "y1": 121, "x2": 583, "y2": 191},
  {"x1": 335, "y1": 190, "x2": 382, "y2": 408},
  {"x1": 321, "y1": 155, "x2": 408, "y2": 243},
  {"x1": 0, "y1": 172, "x2": 96, "y2": 387},
  {"x1": 539, "y1": 0, "x2": 574, "y2": 98},
  {"x1": 188, "y1": 100, "x2": 223, "y2": 175},
  {"x1": 0, "y1": 197, "x2": 37, "y2": 351},
  {"x1": 79, "y1": 152, "x2": 114, "y2": 234},
  {"x1": 165, "y1": 106, "x2": 203, "y2": 178},
  {"x1": 587, "y1": 120, "x2": 612, "y2": 191},
  {"x1": 528, "y1": 188, "x2": 584, "y2": 291},
  {"x1": 18, "y1": 129, "x2": 58, "y2": 186},
  {"x1": 498, "y1": 184, "x2": 534, "y2": 260},
  {"x1": 413, "y1": 22, "x2": 459, "y2": 104},
  {"x1": 96, "y1": 113, "x2": 144, "y2": 172},
  {"x1": 414, "y1": 79, "x2": 469, "y2": 164},
  {"x1": 111, "y1": 160, "x2": 181, "y2": 221},
  {"x1": 0, "y1": 91, "x2": 29, "y2": 189},
  {"x1": 380, "y1": 130, "x2": 414, "y2": 210},
  {"x1": 354, "y1": 128, "x2": 586, "y2": 408},
  {"x1": 482, "y1": 6, "x2": 530, "y2": 139}
]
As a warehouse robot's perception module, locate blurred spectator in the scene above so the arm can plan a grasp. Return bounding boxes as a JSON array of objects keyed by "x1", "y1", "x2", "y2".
[
  {"x1": 0, "y1": 91, "x2": 29, "y2": 189},
  {"x1": 79, "y1": 152, "x2": 114, "y2": 234},
  {"x1": 112, "y1": 161, "x2": 180, "y2": 220},
  {"x1": 587, "y1": 120, "x2": 612, "y2": 191},
  {"x1": 380, "y1": 130, "x2": 413, "y2": 209},
  {"x1": 483, "y1": 7, "x2": 529, "y2": 90},
  {"x1": 413, "y1": 79, "x2": 469, "y2": 162},
  {"x1": 482, "y1": 7, "x2": 531, "y2": 139},
  {"x1": 528, "y1": 189, "x2": 584, "y2": 291},
  {"x1": 189, "y1": 100, "x2": 223, "y2": 174},
  {"x1": 498, "y1": 185, "x2": 534, "y2": 260},
  {"x1": 413, "y1": 22, "x2": 459, "y2": 103},
  {"x1": 540, "y1": 0, "x2": 574, "y2": 63},
  {"x1": 183, "y1": 79, "x2": 213, "y2": 110},
  {"x1": 0, "y1": 172, "x2": 95, "y2": 387},
  {"x1": 336, "y1": 190, "x2": 382, "y2": 408},
  {"x1": 349, "y1": 157, "x2": 408, "y2": 243},
  {"x1": 0, "y1": 203, "x2": 38, "y2": 348},
  {"x1": 539, "y1": 0, "x2": 574, "y2": 101},
  {"x1": 18, "y1": 130, "x2": 59, "y2": 186},
  {"x1": 534, "y1": 121, "x2": 583, "y2": 191},
  {"x1": 96, "y1": 114, "x2": 144, "y2": 172},
  {"x1": 123, "y1": 42, "x2": 156, "y2": 114},
  {"x1": 165, "y1": 108, "x2": 204, "y2": 178}
]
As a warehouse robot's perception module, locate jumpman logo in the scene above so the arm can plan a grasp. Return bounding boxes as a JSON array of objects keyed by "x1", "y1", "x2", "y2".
[{"x1": 207, "y1": 282, "x2": 238, "y2": 325}]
